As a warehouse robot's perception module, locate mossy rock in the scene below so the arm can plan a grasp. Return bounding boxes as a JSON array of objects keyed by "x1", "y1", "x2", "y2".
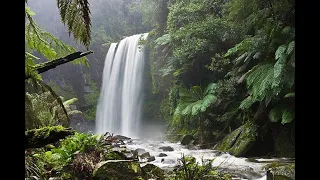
[
  {"x1": 181, "y1": 134, "x2": 195, "y2": 145},
  {"x1": 265, "y1": 162, "x2": 295, "y2": 180},
  {"x1": 214, "y1": 121, "x2": 258, "y2": 156},
  {"x1": 141, "y1": 164, "x2": 165, "y2": 180},
  {"x1": 93, "y1": 160, "x2": 142, "y2": 180}
]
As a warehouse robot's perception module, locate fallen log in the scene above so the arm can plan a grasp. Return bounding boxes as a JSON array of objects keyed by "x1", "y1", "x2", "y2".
[
  {"x1": 25, "y1": 51, "x2": 93, "y2": 79},
  {"x1": 25, "y1": 126, "x2": 75, "y2": 149}
]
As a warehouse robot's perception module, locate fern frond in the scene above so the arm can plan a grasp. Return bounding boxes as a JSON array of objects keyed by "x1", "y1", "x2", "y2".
[
  {"x1": 281, "y1": 107, "x2": 295, "y2": 124},
  {"x1": 200, "y1": 94, "x2": 217, "y2": 112},
  {"x1": 63, "y1": 98, "x2": 78, "y2": 106},
  {"x1": 155, "y1": 34, "x2": 172, "y2": 47},
  {"x1": 275, "y1": 45, "x2": 287, "y2": 60},
  {"x1": 286, "y1": 41, "x2": 295, "y2": 55},
  {"x1": 191, "y1": 86, "x2": 203, "y2": 99},
  {"x1": 67, "y1": 110, "x2": 83, "y2": 116},
  {"x1": 239, "y1": 95, "x2": 256, "y2": 109},
  {"x1": 57, "y1": 0, "x2": 92, "y2": 48},
  {"x1": 25, "y1": 53, "x2": 42, "y2": 80},
  {"x1": 269, "y1": 106, "x2": 282, "y2": 122},
  {"x1": 25, "y1": 11, "x2": 88, "y2": 66},
  {"x1": 246, "y1": 63, "x2": 274, "y2": 101},
  {"x1": 204, "y1": 83, "x2": 217, "y2": 95},
  {"x1": 284, "y1": 92, "x2": 295, "y2": 98}
]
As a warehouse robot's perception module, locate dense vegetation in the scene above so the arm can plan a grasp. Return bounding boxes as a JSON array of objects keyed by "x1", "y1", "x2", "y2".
[
  {"x1": 25, "y1": 0, "x2": 295, "y2": 179},
  {"x1": 143, "y1": 0, "x2": 294, "y2": 156}
]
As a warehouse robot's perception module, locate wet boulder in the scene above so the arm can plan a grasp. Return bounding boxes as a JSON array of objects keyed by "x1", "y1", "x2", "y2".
[
  {"x1": 140, "y1": 152, "x2": 151, "y2": 159},
  {"x1": 264, "y1": 162, "x2": 295, "y2": 180},
  {"x1": 92, "y1": 160, "x2": 142, "y2": 179},
  {"x1": 135, "y1": 148, "x2": 147, "y2": 155},
  {"x1": 214, "y1": 121, "x2": 258, "y2": 157},
  {"x1": 158, "y1": 153, "x2": 167, "y2": 157},
  {"x1": 159, "y1": 146, "x2": 174, "y2": 152},
  {"x1": 181, "y1": 134, "x2": 195, "y2": 145},
  {"x1": 147, "y1": 156, "x2": 155, "y2": 162}
]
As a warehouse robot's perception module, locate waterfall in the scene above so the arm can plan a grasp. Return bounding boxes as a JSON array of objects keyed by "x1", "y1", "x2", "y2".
[{"x1": 95, "y1": 33, "x2": 148, "y2": 138}]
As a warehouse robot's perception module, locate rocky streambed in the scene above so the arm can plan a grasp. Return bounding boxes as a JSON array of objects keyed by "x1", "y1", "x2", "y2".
[{"x1": 117, "y1": 138, "x2": 295, "y2": 180}]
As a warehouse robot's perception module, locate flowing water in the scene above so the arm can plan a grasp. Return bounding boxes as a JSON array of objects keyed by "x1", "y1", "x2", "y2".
[
  {"x1": 125, "y1": 138, "x2": 293, "y2": 180},
  {"x1": 95, "y1": 33, "x2": 148, "y2": 138},
  {"x1": 95, "y1": 33, "x2": 294, "y2": 180}
]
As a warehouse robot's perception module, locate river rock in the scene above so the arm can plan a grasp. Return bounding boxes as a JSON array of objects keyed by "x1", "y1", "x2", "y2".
[
  {"x1": 140, "y1": 152, "x2": 151, "y2": 159},
  {"x1": 147, "y1": 156, "x2": 155, "y2": 162},
  {"x1": 93, "y1": 160, "x2": 142, "y2": 179},
  {"x1": 158, "y1": 153, "x2": 167, "y2": 157},
  {"x1": 214, "y1": 121, "x2": 258, "y2": 157},
  {"x1": 113, "y1": 135, "x2": 131, "y2": 140},
  {"x1": 141, "y1": 164, "x2": 165, "y2": 180},
  {"x1": 159, "y1": 146, "x2": 174, "y2": 152},
  {"x1": 124, "y1": 152, "x2": 135, "y2": 160},
  {"x1": 181, "y1": 134, "x2": 195, "y2": 145},
  {"x1": 264, "y1": 163, "x2": 295, "y2": 180},
  {"x1": 135, "y1": 148, "x2": 147, "y2": 155}
]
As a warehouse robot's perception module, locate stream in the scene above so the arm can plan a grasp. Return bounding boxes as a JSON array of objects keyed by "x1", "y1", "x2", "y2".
[{"x1": 123, "y1": 138, "x2": 294, "y2": 180}]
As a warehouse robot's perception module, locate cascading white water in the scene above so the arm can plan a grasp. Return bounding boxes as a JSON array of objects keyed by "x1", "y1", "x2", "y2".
[{"x1": 95, "y1": 33, "x2": 148, "y2": 138}]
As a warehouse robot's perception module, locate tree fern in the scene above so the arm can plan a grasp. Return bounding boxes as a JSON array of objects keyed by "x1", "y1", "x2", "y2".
[
  {"x1": 268, "y1": 105, "x2": 294, "y2": 124},
  {"x1": 174, "y1": 83, "x2": 218, "y2": 117},
  {"x1": 282, "y1": 108, "x2": 295, "y2": 124},
  {"x1": 57, "y1": 0, "x2": 92, "y2": 48},
  {"x1": 25, "y1": 13, "x2": 88, "y2": 65},
  {"x1": 246, "y1": 63, "x2": 274, "y2": 101},
  {"x1": 155, "y1": 34, "x2": 172, "y2": 48}
]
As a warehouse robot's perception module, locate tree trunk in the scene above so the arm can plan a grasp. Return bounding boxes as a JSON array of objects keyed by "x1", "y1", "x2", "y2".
[
  {"x1": 25, "y1": 51, "x2": 93, "y2": 79},
  {"x1": 199, "y1": 115, "x2": 204, "y2": 145}
]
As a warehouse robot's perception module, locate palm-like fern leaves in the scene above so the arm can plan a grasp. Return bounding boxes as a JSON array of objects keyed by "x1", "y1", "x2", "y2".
[
  {"x1": 61, "y1": 97, "x2": 83, "y2": 116},
  {"x1": 175, "y1": 83, "x2": 218, "y2": 117},
  {"x1": 25, "y1": 5, "x2": 88, "y2": 79},
  {"x1": 57, "y1": 0, "x2": 91, "y2": 48}
]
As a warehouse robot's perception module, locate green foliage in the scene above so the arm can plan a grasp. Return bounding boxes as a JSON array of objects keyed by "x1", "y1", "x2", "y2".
[
  {"x1": 25, "y1": 4, "x2": 89, "y2": 79},
  {"x1": 269, "y1": 105, "x2": 295, "y2": 124},
  {"x1": 62, "y1": 97, "x2": 83, "y2": 116},
  {"x1": 34, "y1": 132, "x2": 100, "y2": 171},
  {"x1": 169, "y1": 155, "x2": 231, "y2": 180},
  {"x1": 175, "y1": 83, "x2": 217, "y2": 117},
  {"x1": 57, "y1": 0, "x2": 91, "y2": 48},
  {"x1": 25, "y1": 78, "x2": 70, "y2": 130},
  {"x1": 146, "y1": 0, "x2": 295, "y2": 141},
  {"x1": 155, "y1": 33, "x2": 172, "y2": 48}
]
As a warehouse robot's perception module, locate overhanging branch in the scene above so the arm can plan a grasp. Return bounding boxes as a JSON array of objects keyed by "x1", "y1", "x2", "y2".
[{"x1": 25, "y1": 51, "x2": 93, "y2": 80}]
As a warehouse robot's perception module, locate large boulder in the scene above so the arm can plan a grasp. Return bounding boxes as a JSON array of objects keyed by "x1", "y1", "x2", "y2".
[
  {"x1": 92, "y1": 160, "x2": 142, "y2": 179},
  {"x1": 141, "y1": 164, "x2": 165, "y2": 180},
  {"x1": 159, "y1": 146, "x2": 174, "y2": 152},
  {"x1": 214, "y1": 121, "x2": 258, "y2": 157},
  {"x1": 140, "y1": 152, "x2": 151, "y2": 159},
  {"x1": 264, "y1": 162, "x2": 295, "y2": 180},
  {"x1": 135, "y1": 148, "x2": 147, "y2": 155},
  {"x1": 181, "y1": 134, "x2": 195, "y2": 145}
]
